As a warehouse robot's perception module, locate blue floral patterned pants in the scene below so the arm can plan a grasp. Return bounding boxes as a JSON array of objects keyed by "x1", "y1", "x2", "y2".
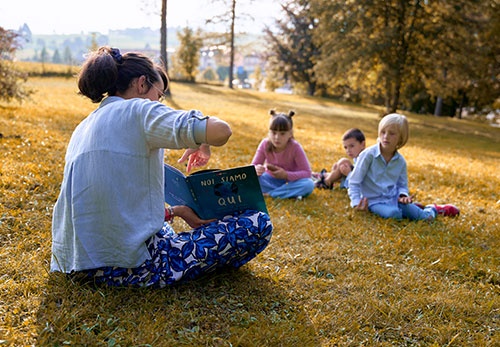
[{"x1": 80, "y1": 210, "x2": 272, "y2": 287}]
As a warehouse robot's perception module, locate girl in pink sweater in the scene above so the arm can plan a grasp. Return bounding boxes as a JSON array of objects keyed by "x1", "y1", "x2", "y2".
[{"x1": 252, "y1": 110, "x2": 315, "y2": 199}]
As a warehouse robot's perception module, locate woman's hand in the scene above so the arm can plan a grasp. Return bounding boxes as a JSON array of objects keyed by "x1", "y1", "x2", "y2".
[
  {"x1": 266, "y1": 163, "x2": 288, "y2": 180},
  {"x1": 398, "y1": 194, "x2": 413, "y2": 204},
  {"x1": 254, "y1": 164, "x2": 266, "y2": 176},
  {"x1": 355, "y1": 197, "x2": 369, "y2": 211},
  {"x1": 173, "y1": 205, "x2": 216, "y2": 229},
  {"x1": 178, "y1": 144, "x2": 211, "y2": 173}
]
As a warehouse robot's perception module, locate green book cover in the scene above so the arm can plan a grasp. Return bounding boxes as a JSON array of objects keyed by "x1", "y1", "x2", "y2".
[{"x1": 164, "y1": 164, "x2": 268, "y2": 220}]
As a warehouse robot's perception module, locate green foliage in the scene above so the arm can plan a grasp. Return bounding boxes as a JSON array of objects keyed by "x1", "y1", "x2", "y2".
[
  {"x1": 310, "y1": 0, "x2": 499, "y2": 114},
  {"x1": 0, "y1": 27, "x2": 31, "y2": 102},
  {"x1": 251, "y1": 65, "x2": 264, "y2": 90},
  {"x1": 202, "y1": 67, "x2": 217, "y2": 81},
  {"x1": 174, "y1": 27, "x2": 203, "y2": 82},
  {"x1": 52, "y1": 48, "x2": 61, "y2": 64},
  {"x1": 40, "y1": 46, "x2": 48, "y2": 64},
  {"x1": 63, "y1": 46, "x2": 72, "y2": 65},
  {"x1": 216, "y1": 65, "x2": 229, "y2": 82},
  {"x1": 1, "y1": 76, "x2": 499, "y2": 345},
  {"x1": 89, "y1": 32, "x2": 99, "y2": 52},
  {"x1": 265, "y1": 0, "x2": 322, "y2": 96}
]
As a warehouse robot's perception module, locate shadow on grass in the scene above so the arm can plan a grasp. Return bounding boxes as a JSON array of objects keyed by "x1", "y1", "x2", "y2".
[{"x1": 35, "y1": 267, "x2": 319, "y2": 346}]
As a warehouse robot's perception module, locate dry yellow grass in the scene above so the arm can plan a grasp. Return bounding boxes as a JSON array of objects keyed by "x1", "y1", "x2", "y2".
[{"x1": 1, "y1": 75, "x2": 499, "y2": 346}]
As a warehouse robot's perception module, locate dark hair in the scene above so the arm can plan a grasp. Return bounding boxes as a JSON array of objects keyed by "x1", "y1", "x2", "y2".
[
  {"x1": 342, "y1": 128, "x2": 365, "y2": 143},
  {"x1": 78, "y1": 46, "x2": 169, "y2": 103},
  {"x1": 269, "y1": 109, "x2": 294, "y2": 131},
  {"x1": 266, "y1": 109, "x2": 295, "y2": 152}
]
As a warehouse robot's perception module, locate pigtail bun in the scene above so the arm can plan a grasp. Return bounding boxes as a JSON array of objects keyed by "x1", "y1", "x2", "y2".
[
  {"x1": 288, "y1": 110, "x2": 295, "y2": 118},
  {"x1": 78, "y1": 46, "x2": 119, "y2": 103},
  {"x1": 269, "y1": 109, "x2": 276, "y2": 116}
]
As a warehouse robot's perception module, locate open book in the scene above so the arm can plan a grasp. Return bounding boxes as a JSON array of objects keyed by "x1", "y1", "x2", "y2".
[{"x1": 164, "y1": 164, "x2": 268, "y2": 220}]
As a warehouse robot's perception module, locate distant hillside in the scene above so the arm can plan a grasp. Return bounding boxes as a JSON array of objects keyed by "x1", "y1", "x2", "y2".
[{"x1": 14, "y1": 25, "x2": 267, "y2": 64}]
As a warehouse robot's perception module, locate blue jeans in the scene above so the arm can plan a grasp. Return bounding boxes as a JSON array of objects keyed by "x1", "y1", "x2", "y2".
[
  {"x1": 369, "y1": 202, "x2": 437, "y2": 221},
  {"x1": 259, "y1": 173, "x2": 315, "y2": 199}
]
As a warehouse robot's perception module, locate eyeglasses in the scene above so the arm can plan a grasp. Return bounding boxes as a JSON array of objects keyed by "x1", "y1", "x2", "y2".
[{"x1": 150, "y1": 83, "x2": 168, "y2": 102}]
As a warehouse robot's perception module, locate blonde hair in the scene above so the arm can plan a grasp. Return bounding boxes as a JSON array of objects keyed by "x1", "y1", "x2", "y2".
[{"x1": 378, "y1": 113, "x2": 409, "y2": 149}]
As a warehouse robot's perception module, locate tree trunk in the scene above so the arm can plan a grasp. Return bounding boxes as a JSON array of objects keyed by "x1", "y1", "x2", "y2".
[
  {"x1": 390, "y1": 75, "x2": 401, "y2": 113},
  {"x1": 385, "y1": 76, "x2": 392, "y2": 113},
  {"x1": 434, "y1": 68, "x2": 447, "y2": 116},
  {"x1": 456, "y1": 91, "x2": 465, "y2": 119},
  {"x1": 308, "y1": 81, "x2": 316, "y2": 96},
  {"x1": 228, "y1": 0, "x2": 236, "y2": 89},
  {"x1": 434, "y1": 96, "x2": 443, "y2": 116},
  {"x1": 160, "y1": 0, "x2": 171, "y2": 95}
]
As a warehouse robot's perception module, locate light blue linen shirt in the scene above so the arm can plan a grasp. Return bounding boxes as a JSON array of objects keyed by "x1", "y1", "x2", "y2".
[
  {"x1": 348, "y1": 143, "x2": 409, "y2": 208},
  {"x1": 51, "y1": 96, "x2": 208, "y2": 272}
]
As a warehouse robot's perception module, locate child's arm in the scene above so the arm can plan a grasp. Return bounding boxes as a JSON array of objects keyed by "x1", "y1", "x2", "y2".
[
  {"x1": 396, "y1": 158, "x2": 410, "y2": 198},
  {"x1": 285, "y1": 142, "x2": 312, "y2": 181},
  {"x1": 251, "y1": 140, "x2": 267, "y2": 176},
  {"x1": 347, "y1": 150, "x2": 372, "y2": 208},
  {"x1": 251, "y1": 140, "x2": 267, "y2": 165}
]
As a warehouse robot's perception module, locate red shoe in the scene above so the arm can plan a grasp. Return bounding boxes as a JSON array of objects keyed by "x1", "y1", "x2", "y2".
[{"x1": 428, "y1": 204, "x2": 460, "y2": 217}]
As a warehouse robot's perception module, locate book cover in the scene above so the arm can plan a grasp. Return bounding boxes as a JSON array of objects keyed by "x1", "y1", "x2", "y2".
[{"x1": 164, "y1": 164, "x2": 268, "y2": 220}]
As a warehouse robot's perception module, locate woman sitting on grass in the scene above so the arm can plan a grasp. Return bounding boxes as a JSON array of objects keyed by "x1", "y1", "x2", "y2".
[
  {"x1": 50, "y1": 47, "x2": 273, "y2": 287},
  {"x1": 349, "y1": 113, "x2": 459, "y2": 220}
]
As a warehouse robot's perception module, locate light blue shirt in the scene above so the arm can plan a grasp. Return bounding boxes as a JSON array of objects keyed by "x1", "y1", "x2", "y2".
[
  {"x1": 51, "y1": 96, "x2": 208, "y2": 272},
  {"x1": 348, "y1": 143, "x2": 409, "y2": 208}
]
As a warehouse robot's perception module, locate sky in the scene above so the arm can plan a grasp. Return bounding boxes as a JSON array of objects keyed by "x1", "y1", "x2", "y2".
[{"x1": 0, "y1": 0, "x2": 283, "y2": 35}]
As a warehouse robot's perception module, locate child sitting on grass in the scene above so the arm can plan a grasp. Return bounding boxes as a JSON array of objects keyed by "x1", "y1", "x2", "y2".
[
  {"x1": 313, "y1": 128, "x2": 366, "y2": 189},
  {"x1": 252, "y1": 110, "x2": 315, "y2": 199},
  {"x1": 349, "y1": 113, "x2": 459, "y2": 220}
]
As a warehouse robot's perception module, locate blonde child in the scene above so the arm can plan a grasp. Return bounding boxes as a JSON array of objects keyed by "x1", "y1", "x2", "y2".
[
  {"x1": 314, "y1": 128, "x2": 366, "y2": 189},
  {"x1": 252, "y1": 110, "x2": 315, "y2": 199},
  {"x1": 348, "y1": 113, "x2": 459, "y2": 220}
]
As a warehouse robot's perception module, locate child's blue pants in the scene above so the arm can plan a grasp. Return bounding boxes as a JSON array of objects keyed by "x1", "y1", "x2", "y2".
[{"x1": 258, "y1": 173, "x2": 314, "y2": 199}]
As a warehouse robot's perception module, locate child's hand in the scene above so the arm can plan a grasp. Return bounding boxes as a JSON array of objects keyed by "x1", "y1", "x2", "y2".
[
  {"x1": 265, "y1": 163, "x2": 278, "y2": 171},
  {"x1": 339, "y1": 162, "x2": 352, "y2": 176},
  {"x1": 398, "y1": 194, "x2": 413, "y2": 204},
  {"x1": 268, "y1": 165, "x2": 288, "y2": 180},
  {"x1": 355, "y1": 197, "x2": 369, "y2": 211},
  {"x1": 178, "y1": 144, "x2": 211, "y2": 173},
  {"x1": 255, "y1": 164, "x2": 266, "y2": 176}
]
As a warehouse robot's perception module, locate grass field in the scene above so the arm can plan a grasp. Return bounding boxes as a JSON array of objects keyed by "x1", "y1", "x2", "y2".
[{"x1": 1, "y1": 76, "x2": 499, "y2": 346}]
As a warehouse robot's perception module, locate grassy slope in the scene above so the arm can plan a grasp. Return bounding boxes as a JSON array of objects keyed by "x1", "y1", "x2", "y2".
[{"x1": 1, "y1": 77, "x2": 499, "y2": 346}]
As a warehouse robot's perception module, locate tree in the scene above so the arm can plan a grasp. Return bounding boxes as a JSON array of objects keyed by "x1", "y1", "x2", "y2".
[
  {"x1": 0, "y1": 27, "x2": 31, "y2": 101},
  {"x1": 52, "y1": 48, "x2": 62, "y2": 64},
  {"x1": 160, "y1": 0, "x2": 172, "y2": 96},
  {"x1": 216, "y1": 65, "x2": 229, "y2": 82},
  {"x1": 202, "y1": 68, "x2": 217, "y2": 81},
  {"x1": 63, "y1": 46, "x2": 73, "y2": 65},
  {"x1": 207, "y1": 0, "x2": 254, "y2": 89},
  {"x1": 312, "y1": 0, "x2": 432, "y2": 112},
  {"x1": 89, "y1": 32, "x2": 99, "y2": 51},
  {"x1": 251, "y1": 65, "x2": 264, "y2": 90},
  {"x1": 40, "y1": 45, "x2": 48, "y2": 73},
  {"x1": 139, "y1": 0, "x2": 171, "y2": 93},
  {"x1": 311, "y1": 0, "x2": 499, "y2": 115},
  {"x1": 422, "y1": 0, "x2": 500, "y2": 117},
  {"x1": 265, "y1": 0, "x2": 322, "y2": 96},
  {"x1": 174, "y1": 27, "x2": 203, "y2": 82}
]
